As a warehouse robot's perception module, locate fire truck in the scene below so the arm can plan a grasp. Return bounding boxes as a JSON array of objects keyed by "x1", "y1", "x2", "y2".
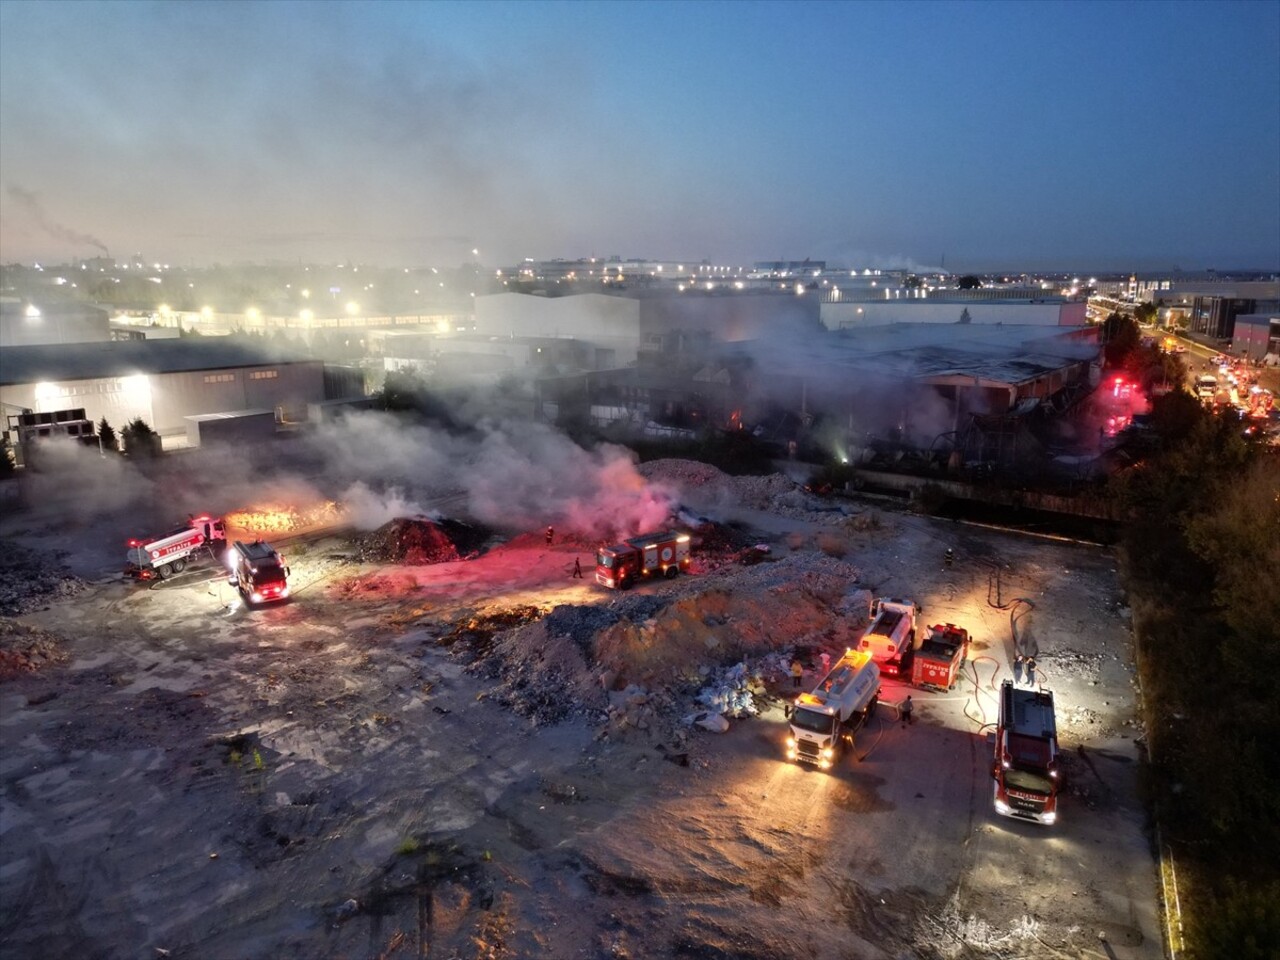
[
  {"x1": 785, "y1": 648, "x2": 880, "y2": 770},
  {"x1": 227, "y1": 540, "x2": 291, "y2": 605},
  {"x1": 125, "y1": 515, "x2": 226, "y2": 580},
  {"x1": 911, "y1": 623, "x2": 970, "y2": 691},
  {"x1": 992, "y1": 679, "x2": 1061, "y2": 825},
  {"x1": 595, "y1": 531, "x2": 690, "y2": 589}
]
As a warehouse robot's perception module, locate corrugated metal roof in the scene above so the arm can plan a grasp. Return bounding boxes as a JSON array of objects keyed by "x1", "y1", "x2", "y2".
[{"x1": 0, "y1": 338, "x2": 317, "y2": 385}]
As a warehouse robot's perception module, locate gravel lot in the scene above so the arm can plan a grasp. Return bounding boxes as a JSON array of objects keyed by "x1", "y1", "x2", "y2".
[{"x1": 0, "y1": 462, "x2": 1161, "y2": 959}]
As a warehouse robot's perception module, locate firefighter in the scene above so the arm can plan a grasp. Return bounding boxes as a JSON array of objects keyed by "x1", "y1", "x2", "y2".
[
  {"x1": 545, "y1": 525, "x2": 554, "y2": 546},
  {"x1": 790, "y1": 658, "x2": 804, "y2": 689},
  {"x1": 944, "y1": 548, "x2": 954, "y2": 569},
  {"x1": 572, "y1": 557, "x2": 583, "y2": 579},
  {"x1": 901, "y1": 695, "x2": 914, "y2": 727}
]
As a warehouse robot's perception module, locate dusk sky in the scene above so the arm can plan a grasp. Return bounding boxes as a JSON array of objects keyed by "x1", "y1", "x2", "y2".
[{"x1": 1, "y1": 0, "x2": 1277, "y2": 272}]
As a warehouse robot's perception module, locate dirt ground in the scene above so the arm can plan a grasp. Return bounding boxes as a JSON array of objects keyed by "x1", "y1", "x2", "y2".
[{"x1": 0, "y1": 467, "x2": 1162, "y2": 960}]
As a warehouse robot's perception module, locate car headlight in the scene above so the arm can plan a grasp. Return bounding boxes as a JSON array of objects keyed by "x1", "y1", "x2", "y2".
[{"x1": 995, "y1": 798, "x2": 1012, "y2": 815}]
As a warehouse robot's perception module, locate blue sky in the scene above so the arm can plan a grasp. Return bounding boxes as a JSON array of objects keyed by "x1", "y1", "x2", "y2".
[{"x1": 1, "y1": 0, "x2": 1277, "y2": 271}]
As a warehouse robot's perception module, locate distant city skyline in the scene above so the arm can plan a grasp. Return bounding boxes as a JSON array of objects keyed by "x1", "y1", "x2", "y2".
[{"x1": 1, "y1": 1, "x2": 1277, "y2": 272}]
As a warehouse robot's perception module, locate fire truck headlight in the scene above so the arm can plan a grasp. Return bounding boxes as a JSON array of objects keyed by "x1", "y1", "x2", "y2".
[
  {"x1": 1002, "y1": 760, "x2": 1010, "y2": 770},
  {"x1": 280, "y1": 586, "x2": 290, "y2": 598},
  {"x1": 1049, "y1": 768, "x2": 1058, "y2": 779},
  {"x1": 251, "y1": 591, "x2": 262, "y2": 603},
  {"x1": 995, "y1": 798, "x2": 1012, "y2": 815},
  {"x1": 1042, "y1": 811, "x2": 1057, "y2": 825}
]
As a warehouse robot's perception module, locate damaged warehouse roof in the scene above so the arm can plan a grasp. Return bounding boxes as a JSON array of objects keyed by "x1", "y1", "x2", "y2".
[
  {"x1": 743, "y1": 323, "x2": 1099, "y2": 389},
  {"x1": 0, "y1": 338, "x2": 317, "y2": 386}
]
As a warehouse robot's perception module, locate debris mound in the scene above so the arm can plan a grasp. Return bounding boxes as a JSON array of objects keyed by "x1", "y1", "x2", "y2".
[
  {"x1": 0, "y1": 619, "x2": 69, "y2": 680},
  {"x1": 0, "y1": 542, "x2": 85, "y2": 616},
  {"x1": 356, "y1": 517, "x2": 491, "y2": 564}
]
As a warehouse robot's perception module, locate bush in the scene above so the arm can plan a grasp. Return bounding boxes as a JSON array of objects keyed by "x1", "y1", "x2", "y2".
[{"x1": 1189, "y1": 880, "x2": 1280, "y2": 960}]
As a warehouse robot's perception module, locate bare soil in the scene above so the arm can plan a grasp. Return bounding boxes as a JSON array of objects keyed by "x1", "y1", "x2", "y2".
[{"x1": 0, "y1": 465, "x2": 1161, "y2": 960}]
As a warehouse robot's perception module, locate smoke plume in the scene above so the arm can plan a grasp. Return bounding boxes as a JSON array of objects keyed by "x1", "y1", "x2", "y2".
[{"x1": 6, "y1": 184, "x2": 110, "y2": 255}]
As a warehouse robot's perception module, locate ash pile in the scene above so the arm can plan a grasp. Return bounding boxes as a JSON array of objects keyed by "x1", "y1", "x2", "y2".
[
  {"x1": 0, "y1": 542, "x2": 85, "y2": 616},
  {"x1": 356, "y1": 517, "x2": 492, "y2": 564}
]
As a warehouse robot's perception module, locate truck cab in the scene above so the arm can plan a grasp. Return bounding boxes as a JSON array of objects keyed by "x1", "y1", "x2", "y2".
[
  {"x1": 786, "y1": 650, "x2": 880, "y2": 770},
  {"x1": 595, "y1": 531, "x2": 690, "y2": 589}
]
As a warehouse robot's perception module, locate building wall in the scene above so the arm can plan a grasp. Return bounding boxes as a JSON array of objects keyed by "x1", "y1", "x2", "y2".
[
  {"x1": 150, "y1": 362, "x2": 324, "y2": 432},
  {"x1": 1, "y1": 361, "x2": 325, "y2": 437},
  {"x1": 1231, "y1": 315, "x2": 1280, "y2": 360},
  {"x1": 820, "y1": 300, "x2": 1085, "y2": 330}
]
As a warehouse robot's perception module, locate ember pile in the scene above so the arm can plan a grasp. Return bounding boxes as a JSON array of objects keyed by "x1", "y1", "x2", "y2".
[
  {"x1": 0, "y1": 543, "x2": 85, "y2": 616},
  {"x1": 0, "y1": 619, "x2": 68, "y2": 679},
  {"x1": 357, "y1": 517, "x2": 492, "y2": 564},
  {"x1": 225, "y1": 501, "x2": 343, "y2": 536}
]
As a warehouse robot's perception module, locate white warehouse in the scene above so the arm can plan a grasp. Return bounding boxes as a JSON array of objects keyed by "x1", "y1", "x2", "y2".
[{"x1": 1, "y1": 339, "x2": 326, "y2": 439}]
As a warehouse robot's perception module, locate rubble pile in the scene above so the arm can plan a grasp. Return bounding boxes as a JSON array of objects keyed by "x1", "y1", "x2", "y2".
[
  {"x1": 0, "y1": 619, "x2": 69, "y2": 679},
  {"x1": 356, "y1": 517, "x2": 491, "y2": 565},
  {"x1": 0, "y1": 543, "x2": 85, "y2": 616},
  {"x1": 451, "y1": 554, "x2": 864, "y2": 729},
  {"x1": 1039, "y1": 647, "x2": 1103, "y2": 685}
]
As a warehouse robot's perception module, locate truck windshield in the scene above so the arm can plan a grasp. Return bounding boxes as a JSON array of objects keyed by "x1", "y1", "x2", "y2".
[
  {"x1": 596, "y1": 553, "x2": 614, "y2": 568},
  {"x1": 255, "y1": 563, "x2": 287, "y2": 585},
  {"x1": 1005, "y1": 768, "x2": 1054, "y2": 795},
  {"x1": 791, "y1": 708, "x2": 836, "y2": 735}
]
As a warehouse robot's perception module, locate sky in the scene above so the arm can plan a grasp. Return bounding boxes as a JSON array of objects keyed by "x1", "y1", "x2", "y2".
[{"x1": 1, "y1": 0, "x2": 1277, "y2": 273}]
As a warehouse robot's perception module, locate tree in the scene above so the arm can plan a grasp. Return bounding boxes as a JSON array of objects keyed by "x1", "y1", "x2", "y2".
[
  {"x1": 121, "y1": 417, "x2": 162, "y2": 459},
  {"x1": 97, "y1": 418, "x2": 119, "y2": 454},
  {"x1": 1134, "y1": 302, "x2": 1157, "y2": 325},
  {"x1": 956, "y1": 275, "x2": 982, "y2": 289},
  {"x1": 0, "y1": 434, "x2": 14, "y2": 476},
  {"x1": 1102, "y1": 311, "x2": 1141, "y2": 366}
]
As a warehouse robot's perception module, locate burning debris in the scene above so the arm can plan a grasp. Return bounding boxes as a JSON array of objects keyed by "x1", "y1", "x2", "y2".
[
  {"x1": 0, "y1": 542, "x2": 85, "y2": 616},
  {"x1": 357, "y1": 517, "x2": 493, "y2": 564},
  {"x1": 225, "y1": 501, "x2": 343, "y2": 537}
]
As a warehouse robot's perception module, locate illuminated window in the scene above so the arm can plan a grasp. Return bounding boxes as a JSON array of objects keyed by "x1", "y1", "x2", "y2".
[
  {"x1": 203, "y1": 373, "x2": 235, "y2": 384},
  {"x1": 248, "y1": 370, "x2": 278, "y2": 380}
]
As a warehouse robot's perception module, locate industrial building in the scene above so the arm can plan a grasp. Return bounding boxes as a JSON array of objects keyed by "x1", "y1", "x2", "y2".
[
  {"x1": 1231, "y1": 313, "x2": 1280, "y2": 362},
  {"x1": 0, "y1": 338, "x2": 327, "y2": 440},
  {"x1": 474, "y1": 290, "x2": 822, "y2": 369},
  {"x1": 0, "y1": 300, "x2": 110, "y2": 347},
  {"x1": 821, "y1": 297, "x2": 1086, "y2": 330},
  {"x1": 1153, "y1": 281, "x2": 1280, "y2": 340}
]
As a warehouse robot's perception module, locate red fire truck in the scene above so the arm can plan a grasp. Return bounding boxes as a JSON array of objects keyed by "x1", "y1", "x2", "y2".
[
  {"x1": 993, "y1": 679, "x2": 1061, "y2": 825},
  {"x1": 595, "y1": 531, "x2": 690, "y2": 589},
  {"x1": 911, "y1": 623, "x2": 970, "y2": 691},
  {"x1": 125, "y1": 515, "x2": 226, "y2": 580}
]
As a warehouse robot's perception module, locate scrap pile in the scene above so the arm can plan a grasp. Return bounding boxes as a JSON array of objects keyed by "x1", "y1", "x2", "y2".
[
  {"x1": 0, "y1": 619, "x2": 68, "y2": 680},
  {"x1": 0, "y1": 543, "x2": 85, "y2": 616},
  {"x1": 357, "y1": 517, "x2": 491, "y2": 564}
]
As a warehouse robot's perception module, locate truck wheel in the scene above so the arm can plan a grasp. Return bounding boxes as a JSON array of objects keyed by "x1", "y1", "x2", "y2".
[
  {"x1": 619, "y1": 576, "x2": 632, "y2": 591},
  {"x1": 157, "y1": 563, "x2": 173, "y2": 578},
  {"x1": 172, "y1": 558, "x2": 187, "y2": 574},
  {"x1": 665, "y1": 566, "x2": 679, "y2": 579}
]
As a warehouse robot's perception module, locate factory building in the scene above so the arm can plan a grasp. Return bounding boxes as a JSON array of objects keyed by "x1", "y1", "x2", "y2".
[
  {"x1": 1, "y1": 339, "x2": 327, "y2": 440},
  {"x1": 821, "y1": 297, "x2": 1086, "y2": 330},
  {"x1": 474, "y1": 290, "x2": 821, "y2": 369},
  {"x1": 0, "y1": 300, "x2": 110, "y2": 347},
  {"x1": 1231, "y1": 313, "x2": 1280, "y2": 362}
]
